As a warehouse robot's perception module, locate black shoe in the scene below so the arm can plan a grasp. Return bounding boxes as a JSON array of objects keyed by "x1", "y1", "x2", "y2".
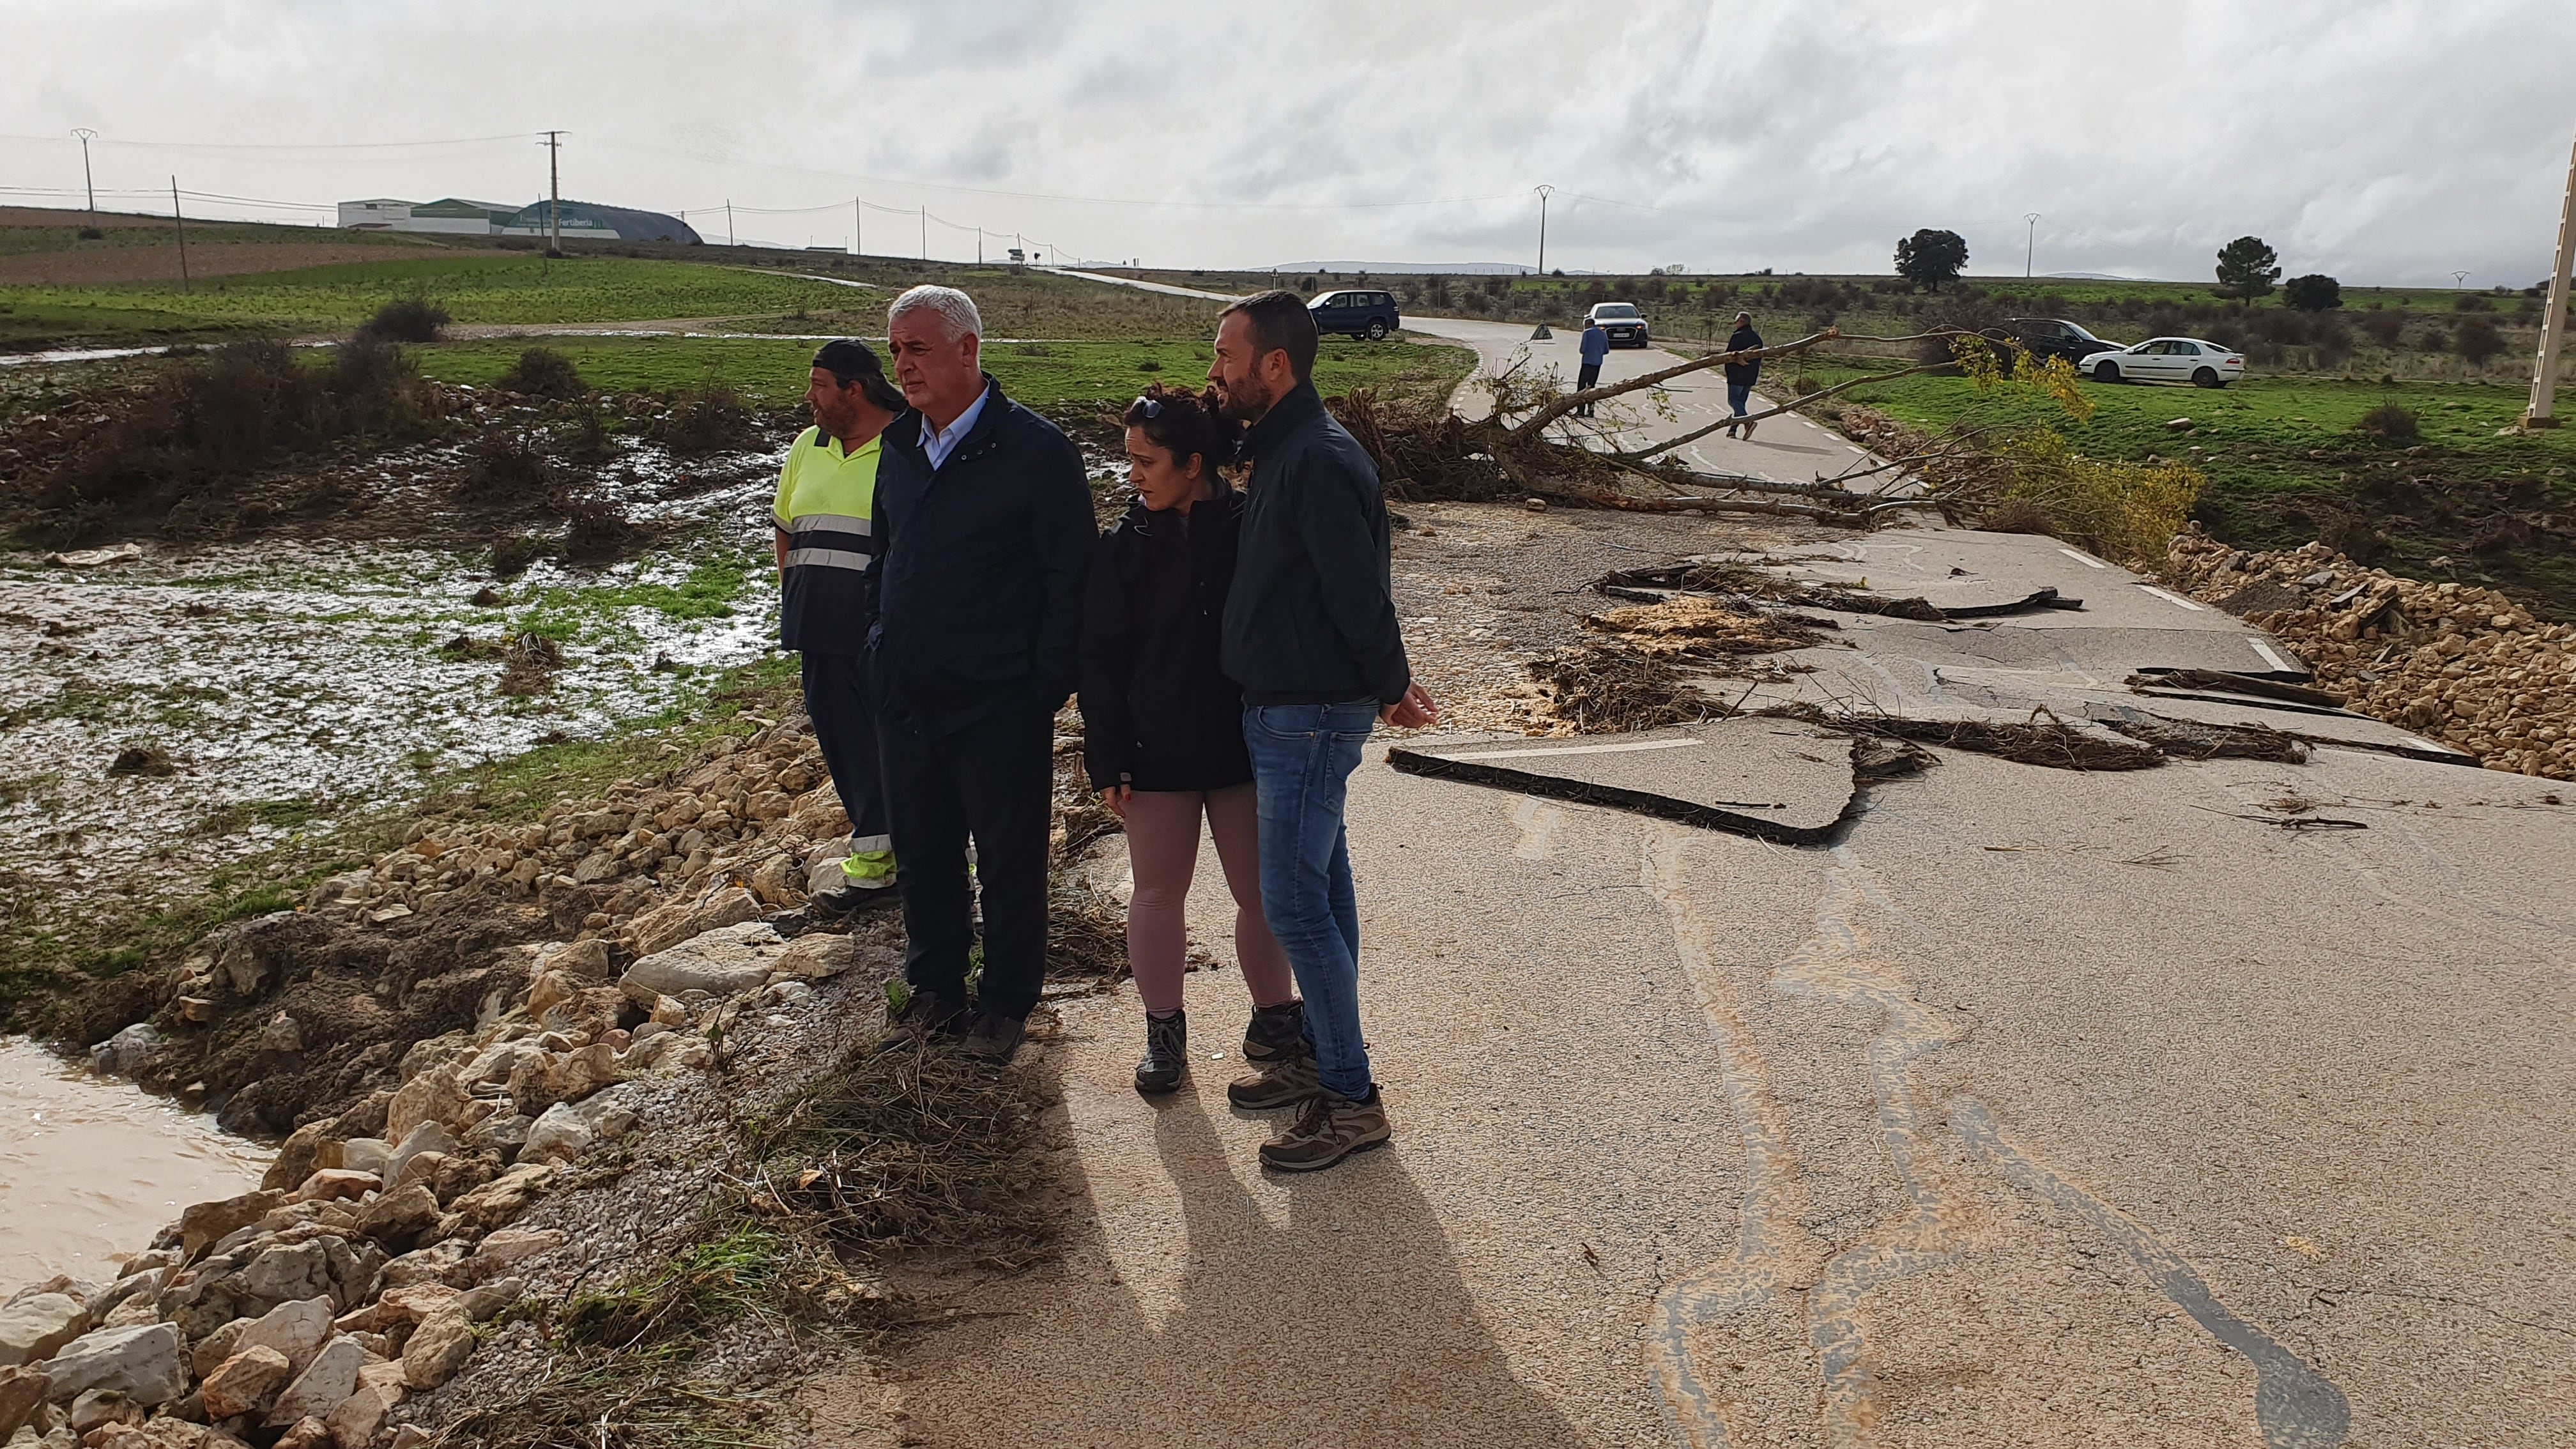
[
  {"x1": 962, "y1": 1009, "x2": 1026, "y2": 1064},
  {"x1": 808, "y1": 880, "x2": 902, "y2": 924},
  {"x1": 1243, "y1": 1000, "x2": 1307, "y2": 1063},
  {"x1": 1135, "y1": 1011, "x2": 1188, "y2": 1095},
  {"x1": 874, "y1": 988, "x2": 965, "y2": 1054}
]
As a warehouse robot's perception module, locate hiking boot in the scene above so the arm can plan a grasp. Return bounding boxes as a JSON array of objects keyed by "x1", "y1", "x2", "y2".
[
  {"x1": 1742, "y1": 419, "x2": 1758, "y2": 440},
  {"x1": 1134, "y1": 1011, "x2": 1188, "y2": 1095},
  {"x1": 962, "y1": 1009, "x2": 1026, "y2": 1065},
  {"x1": 1242, "y1": 1000, "x2": 1307, "y2": 1063},
  {"x1": 1225, "y1": 1050, "x2": 1322, "y2": 1112},
  {"x1": 808, "y1": 879, "x2": 901, "y2": 924},
  {"x1": 873, "y1": 988, "x2": 965, "y2": 1054},
  {"x1": 1257, "y1": 1087, "x2": 1391, "y2": 1173}
]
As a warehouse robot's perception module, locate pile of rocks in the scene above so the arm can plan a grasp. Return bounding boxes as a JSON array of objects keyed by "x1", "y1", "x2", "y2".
[
  {"x1": 295, "y1": 720, "x2": 850, "y2": 949},
  {"x1": 2168, "y1": 527, "x2": 2576, "y2": 780},
  {"x1": 20, "y1": 854, "x2": 866, "y2": 1446}
]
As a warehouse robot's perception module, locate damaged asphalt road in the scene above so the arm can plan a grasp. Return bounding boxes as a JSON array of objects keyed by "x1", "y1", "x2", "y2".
[{"x1": 850, "y1": 511, "x2": 2573, "y2": 1449}]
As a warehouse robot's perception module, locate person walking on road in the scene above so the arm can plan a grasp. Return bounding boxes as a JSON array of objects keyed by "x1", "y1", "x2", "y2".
[
  {"x1": 1575, "y1": 317, "x2": 1609, "y2": 418},
  {"x1": 1206, "y1": 290, "x2": 1438, "y2": 1173},
  {"x1": 868, "y1": 286, "x2": 1095, "y2": 1064},
  {"x1": 776, "y1": 341, "x2": 910, "y2": 921},
  {"x1": 1080, "y1": 384, "x2": 1305, "y2": 1097},
  {"x1": 1723, "y1": 310, "x2": 1763, "y2": 440}
]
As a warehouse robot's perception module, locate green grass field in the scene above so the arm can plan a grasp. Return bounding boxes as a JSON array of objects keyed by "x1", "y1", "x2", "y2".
[
  {"x1": 410, "y1": 333, "x2": 1474, "y2": 413},
  {"x1": 1818, "y1": 365, "x2": 2576, "y2": 616}
]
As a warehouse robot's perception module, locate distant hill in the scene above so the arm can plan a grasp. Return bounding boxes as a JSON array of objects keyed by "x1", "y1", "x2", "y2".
[{"x1": 1259, "y1": 260, "x2": 1574, "y2": 276}]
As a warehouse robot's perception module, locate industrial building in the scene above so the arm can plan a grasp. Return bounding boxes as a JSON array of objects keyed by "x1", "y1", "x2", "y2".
[{"x1": 337, "y1": 197, "x2": 700, "y2": 244}]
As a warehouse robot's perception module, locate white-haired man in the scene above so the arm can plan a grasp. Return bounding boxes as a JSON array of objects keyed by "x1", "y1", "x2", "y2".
[{"x1": 864, "y1": 285, "x2": 1094, "y2": 1063}]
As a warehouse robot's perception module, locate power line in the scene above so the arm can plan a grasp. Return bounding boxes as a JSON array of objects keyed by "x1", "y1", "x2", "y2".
[{"x1": 0, "y1": 130, "x2": 533, "y2": 152}]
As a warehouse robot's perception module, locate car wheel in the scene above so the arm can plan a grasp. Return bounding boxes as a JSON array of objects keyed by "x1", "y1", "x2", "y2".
[
  {"x1": 2094, "y1": 360, "x2": 2121, "y2": 383},
  {"x1": 1366, "y1": 319, "x2": 1388, "y2": 341},
  {"x1": 2191, "y1": 367, "x2": 2221, "y2": 388}
]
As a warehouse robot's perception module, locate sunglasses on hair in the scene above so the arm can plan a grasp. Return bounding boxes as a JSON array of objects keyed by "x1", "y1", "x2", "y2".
[{"x1": 1133, "y1": 395, "x2": 1163, "y2": 418}]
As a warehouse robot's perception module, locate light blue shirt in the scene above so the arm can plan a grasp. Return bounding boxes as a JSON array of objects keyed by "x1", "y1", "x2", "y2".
[{"x1": 921, "y1": 388, "x2": 990, "y2": 470}]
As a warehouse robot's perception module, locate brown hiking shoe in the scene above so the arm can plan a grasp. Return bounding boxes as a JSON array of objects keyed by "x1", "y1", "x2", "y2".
[
  {"x1": 1225, "y1": 1050, "x2": 1322, "y2": 1111},
  {"x1": 1257, "y1": 1088, "x2": 1391, "y2": 1173}
]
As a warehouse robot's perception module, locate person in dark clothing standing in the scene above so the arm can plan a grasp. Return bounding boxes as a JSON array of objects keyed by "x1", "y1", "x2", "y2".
[
  {"x1": 1207, "y1": 290, "x2": 1437, "y2": 1173},
  {"x1": 1080, "y1": 385, "x2": 1301, "y2": 1096},
  {"x1": 776, "y1": 340, "x2": 909, "y2": 921},
  {"x1": 1575, "y1": 318, "x2": 1609, "y2": 417},
  {"x1": 868, "y1": 285, "x2": 1095, "y2": 1064},
  {"x1": 1723, "y1": 311, "x2": 1764, "y2": 440}
]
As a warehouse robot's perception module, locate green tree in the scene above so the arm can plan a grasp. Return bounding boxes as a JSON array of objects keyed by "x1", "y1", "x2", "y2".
[
  {"x1": 2283, "y1": 273, "x2": 2342, "y2": 311},
  {"x1": 1895, "y1": 229, "x2": 1969, "y2": 291},
  {"x1": 2214, "y1": 236, "x2": 2281, "y2": 302}
]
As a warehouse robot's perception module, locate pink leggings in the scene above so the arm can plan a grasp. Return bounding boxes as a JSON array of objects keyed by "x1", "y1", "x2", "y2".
[{"x1": 1123, "y1": 783, "x2": 1298, "y2": 1016}]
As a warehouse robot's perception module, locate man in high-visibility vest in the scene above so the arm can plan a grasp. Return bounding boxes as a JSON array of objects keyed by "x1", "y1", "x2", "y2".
[{"x1": 776, "y1": 339, "x2": 908, "y2": 919}]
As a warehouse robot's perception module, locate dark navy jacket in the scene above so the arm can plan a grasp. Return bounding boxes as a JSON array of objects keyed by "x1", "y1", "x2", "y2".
[
  {"x1": 1725, "y1": 324, "x2": 1765, "y2": 385},
  {"x1": 1079, "y1": 491, "x2": 1254, "y2": 794},
  {"x1": 1219, "y1": 383, "x2": 1411, "y2": 707},
  {"x1": 864, "y1": 375, "x2": 1094, "y2": 735}
]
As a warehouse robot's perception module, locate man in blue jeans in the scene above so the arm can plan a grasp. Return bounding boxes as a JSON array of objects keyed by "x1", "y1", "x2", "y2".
[
  {"x1": 1575, "y1": 317, "x2": 1609, "y2": 417},
  {"x1": 1208, "y1": 289, "x2": 1437, "y2": 1173},
  {"x1": 1724, "y1": 310, "x2": 1764, "y2": 439}
]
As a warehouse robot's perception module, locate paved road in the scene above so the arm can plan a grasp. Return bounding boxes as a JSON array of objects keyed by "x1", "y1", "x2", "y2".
[{"x1": 870, "y1": 270, "x2": 2576, "y2": 1448}]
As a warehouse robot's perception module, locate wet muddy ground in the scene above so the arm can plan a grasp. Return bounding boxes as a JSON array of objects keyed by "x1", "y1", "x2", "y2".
[{"x1": 1, "y1": 433, "x2": 787, "y2": 938}]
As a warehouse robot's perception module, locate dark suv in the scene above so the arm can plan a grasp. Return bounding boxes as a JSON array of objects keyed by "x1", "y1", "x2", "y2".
[
  {"x1": 2004, "y1": 317, "x2": 2123, "y2": 365},
  {"x1": 1309, "y1": 288, "x2": 1400, "y2": 341}
]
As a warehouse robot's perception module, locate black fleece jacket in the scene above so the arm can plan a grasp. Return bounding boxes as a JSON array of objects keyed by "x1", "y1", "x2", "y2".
[
  {"x1": 1218, "y1": 384, "x2": 1411, "y2": 707},
  {"x1": 1725, "y1": 324, "x2": 1765, "y2": 385},
  {"x1": 1078, "y1": 491, "x2": 1254, "y2": 794},
  {"x1": 864, "y1": 375, "x2": 1094, "y2": 735}
]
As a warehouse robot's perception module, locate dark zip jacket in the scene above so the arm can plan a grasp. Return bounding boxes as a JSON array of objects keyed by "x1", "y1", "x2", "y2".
[
  {"x1": 864, "y1": 374, "x2": 1094, "y2": 734},
  {"x1": 1079, "y1": 491, "x2": 1254, "y2": 793},
  {"x1": 1724, "y1": 324, "x2": 1764, "y2": 386},
  {"x1": 1220, "y1": 383, "x2": 1411, "y2": 707}
]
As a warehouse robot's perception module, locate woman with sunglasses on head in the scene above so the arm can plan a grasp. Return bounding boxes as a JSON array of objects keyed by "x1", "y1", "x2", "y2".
[{"x1": 1080, "y1": 385, "x2": 1304, "y2": 1095}]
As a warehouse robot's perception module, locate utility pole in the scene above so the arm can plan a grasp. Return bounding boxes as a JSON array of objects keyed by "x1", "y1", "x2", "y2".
[
  {"x1": 540, "y1": 130, "x2": 564, "y2": 257},
  {"x1": 920, "y1": 206, "x2": 926, "y2": 261},
  {"x1": 854, "y1": 197, "x2": 862, "y2": 256},
  {"x1": 977, "y1": 226, "x2": 983, "y2": 264},
  {"x1": 2452, "y1": 270, "x2": 2471, "y2": 289},
  {"x1": 169, "y1": 178, "x2": 190, "y2": 292},
  {"x1": 1533, "y1": 184, "x2": 1553, "y2": 276},
  {"x1": 2525, "y1": 125, "x2": 2576, "y2": 429},
  {"x1": 2025, "y1": 212, "x2": 2041, "y2": 279},
  {"x1": 726, "y1": 201, "x2": 734, "y2": 247},
  {"x1": 71, "y1": 128, "x2": 97, "y2": 215}
]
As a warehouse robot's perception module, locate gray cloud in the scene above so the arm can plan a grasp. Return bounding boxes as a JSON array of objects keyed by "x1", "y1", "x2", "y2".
[{"x1": 2, "y1": 0, "x2": 2570, "y2": 285}]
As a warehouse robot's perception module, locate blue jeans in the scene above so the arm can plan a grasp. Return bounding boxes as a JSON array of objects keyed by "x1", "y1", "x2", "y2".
[
  {"x1": 1727, "y1": 381, "x2": 1753, "y2": 418},
  {"x1": 1243, "y1": 701, "x2": 1377, "y2": 1099}
]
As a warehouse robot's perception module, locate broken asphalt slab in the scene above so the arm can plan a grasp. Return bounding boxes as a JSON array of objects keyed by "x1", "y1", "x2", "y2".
[{"x1": 1387, "y1": 719, "x2": 1864, "y2": 844}]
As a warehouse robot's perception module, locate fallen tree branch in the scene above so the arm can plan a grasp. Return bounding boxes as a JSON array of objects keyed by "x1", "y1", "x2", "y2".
[
  {"x1": 1545, "y1": 480, "x2": 1869, "y2": 524},
  {"x1": 1614, "y1": 358, "x2": 1963, "y2": 463},
  {"x1": 1500, "y1": 328, "x2": 1842, "y2": 441}
]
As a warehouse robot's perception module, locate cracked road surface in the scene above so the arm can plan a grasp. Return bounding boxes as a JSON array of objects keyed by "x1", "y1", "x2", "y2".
[{"x1": 818, "y1": 512, "x2": 2573, "y2": 1448}]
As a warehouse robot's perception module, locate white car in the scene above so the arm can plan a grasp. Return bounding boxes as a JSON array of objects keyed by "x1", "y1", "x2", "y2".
[
  {"x1": 2080, "y1": 336, "x2": 2245, "y2": 388},
  {"x1": 1585, "y1": 302, "x2": 1650, "y2": 348}
]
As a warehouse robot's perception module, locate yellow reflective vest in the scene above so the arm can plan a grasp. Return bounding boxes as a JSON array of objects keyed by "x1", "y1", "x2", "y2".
[{"x1": 772, "y1": 425, "x2": 883, "y2": 654}]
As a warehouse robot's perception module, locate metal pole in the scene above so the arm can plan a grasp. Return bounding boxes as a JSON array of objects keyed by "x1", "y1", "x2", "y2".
[
  {"x1": 72, "y1": 129, "x2": 96, "y2": 214},
  {"x1": 1533, "y1": 185, "x2": 1552, "y2": 275},
  {"x1": 541, "y1": 130, "x2": 564, "y2": 256},
  {"x1": 170, "y1": 177, "x2": 190, "y2": 292},
  {"x1": 2526, "y1": 126, "x2": 2576, "y2": 427},
  {"x1": 2452, "y1": 271, "x2": 2471, "y2": 290},
  {"x1": 854, "y1": 197, "x2": 861, "y2": 256},
  {"x1": 920, "y1": 206, "x2": 926, "y2": 261},
  {"x1": 2025, "y1": 212, "x2": 2041, "y2": 279},
  {"x1": 977, "y1": 226, "x2": 983, "y2": 264},
  {"x1": 726, "y1": 201, "x2": 734, "y2": 247}
]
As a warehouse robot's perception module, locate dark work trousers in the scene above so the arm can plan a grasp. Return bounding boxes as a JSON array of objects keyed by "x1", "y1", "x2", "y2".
[
  {"x1": 1575, "y1": 361, "x2": 1601, "y2": 416},
  {"x1": 876, "y1": 700, "x2": 1054, "y2": 1020},
  {"x1": 799, "y1": 652, "x2": 891, "y2": 857}
]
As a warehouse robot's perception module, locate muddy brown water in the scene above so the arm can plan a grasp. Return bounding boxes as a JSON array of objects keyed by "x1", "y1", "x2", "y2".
[{"x1": 0, "y1": 1036, "x2": 271, "y2": 1292}]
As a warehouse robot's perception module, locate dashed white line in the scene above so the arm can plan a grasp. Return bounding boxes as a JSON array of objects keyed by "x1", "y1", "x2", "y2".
[
  {"x1": 2247, "y1": 638, "x2": 2294, "y2": 672},
  {"x1": 2057, "y1": 548, "x2": 2108, "y2": 569},
  {"x1": 2136, "y1": 585, "x2": 2204, "y2": 611}
]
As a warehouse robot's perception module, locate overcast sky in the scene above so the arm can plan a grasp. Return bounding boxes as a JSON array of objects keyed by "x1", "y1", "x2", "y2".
[{"x1": 3, "y1": 0, "x2": 2571, "y2": 287}]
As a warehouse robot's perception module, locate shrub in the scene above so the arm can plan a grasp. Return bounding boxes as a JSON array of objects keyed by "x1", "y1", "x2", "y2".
[
  {"x1": 489, "y1": 533, "x2": 546, "y2": 578},
  {"x1": 76, "y1": 226, "x2": 103, "y2": 241},
  {"x1": 2354, "y1": 402, "x2": 2419, "y2": 440},
  {"x1": 356, "y1": 295, "x2": 450, "y2": 343},
  {"x1": 2451, "y1": 292, "x2": 2494, "y2": 312},
  {"x1": 459, "y1": 432, "x2": 552, "y2": 496},
  {"x1": 496, "y1": 347, "x2": 588, "y2": 400},
  {"x1": 2283, "y1": 274, "x2": 2342, "y2": 311},
  {"x1": 656, "y1": 382, "x2": 758, "y2": 456},
  {"x1": 1991, "y1": 431, "x2": 2204, "y2": 569},
  {"x1": 2453, "y1": 316, "x2": 2504, "y2": 365},
  {"x1": 2358, "y1": 309, "x2": 2406, "y2": 346}
]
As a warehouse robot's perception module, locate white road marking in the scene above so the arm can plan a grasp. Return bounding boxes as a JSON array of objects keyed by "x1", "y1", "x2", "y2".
[
  {"x1": 2057, "y1": 548, "x2": 2108, "y2": 569},
  {"x1": 2137, "y1": 585, "x2": 2205, "y2": 611},
  {"x1": 1436, "y1": 737, "x2": 1701, "y2": 763},
  {"x1": 2248, "y1": 638, "x2": 2295, "y2": 672}
]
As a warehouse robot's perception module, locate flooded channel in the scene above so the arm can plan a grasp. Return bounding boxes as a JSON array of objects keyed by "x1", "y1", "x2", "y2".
[{"x1": 0, "y1": 1036, "x2": 272, "y2": 1292}]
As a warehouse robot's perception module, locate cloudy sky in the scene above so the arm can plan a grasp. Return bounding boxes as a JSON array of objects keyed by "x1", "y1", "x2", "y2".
[{"x1": 3, "y1": 0, "x2": 2571, "y2": 287}]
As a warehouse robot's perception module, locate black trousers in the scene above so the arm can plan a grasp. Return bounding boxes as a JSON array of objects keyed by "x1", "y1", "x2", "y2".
[
  {"x1": 799, "y1": 653, "x2": 890, "y2": 857},
  {"x1": 876, "y1": 702, "x2": 1054, "y2": 1020},
  {"x1": 1575, "y1": 361, "x2": 1601, "y2": 416}
]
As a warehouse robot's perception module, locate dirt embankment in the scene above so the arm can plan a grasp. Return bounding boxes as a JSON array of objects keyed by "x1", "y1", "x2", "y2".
[
  {"x1": 0, "y1": 244, "x2": 502, "y2": 289},
  {"x1": 2168, "y1": 526, "x2": 2576, "y2": 780}
]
